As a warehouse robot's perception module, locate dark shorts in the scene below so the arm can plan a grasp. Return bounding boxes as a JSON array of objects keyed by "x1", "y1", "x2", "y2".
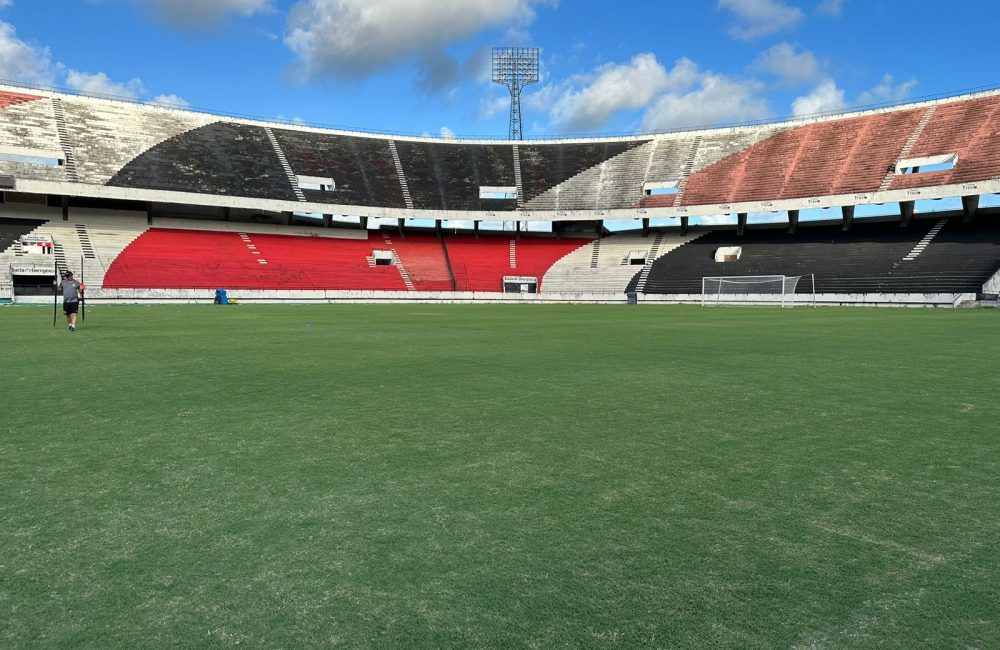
[{"x1": 63, "y1": 301, "x2": 79, "y2": 315}]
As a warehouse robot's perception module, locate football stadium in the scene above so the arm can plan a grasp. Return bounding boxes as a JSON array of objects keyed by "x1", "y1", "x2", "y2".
[{"x1": 1, "y1": 1, "x2": 999, "y2": 647}]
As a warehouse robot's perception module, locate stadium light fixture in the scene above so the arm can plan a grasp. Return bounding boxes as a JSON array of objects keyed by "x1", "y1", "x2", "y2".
[{"x1": 492, "y1": 47, "x2": 540, "y2": 140}]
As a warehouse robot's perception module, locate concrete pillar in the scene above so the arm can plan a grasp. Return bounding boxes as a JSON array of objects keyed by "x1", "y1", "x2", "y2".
[
  {"x1": 680, "y1": 216, "x2": 689, "y2": 235},
  {"x1": 899, "y1": 201, "x2": 914, "y2": 228},
  {"x1": 359, "y1": 216, "x2": 368, "y2": 230},
  {"x1": 397, "y1": 218, "x2": 405, "y2": 238},
  {"x1": 788, "y1": 209, "x2": 799, "y2": 234},
  {"x1": 737, "y1": 213, "x2": 747, "y2": 236},
  {"x1": 474, "y1": 221, "x2": 480, "y2": 239},
  {"x1": 962, "y1": 195, "x2": 979, "y2": 222},
  {"x1": 596, "y1": 219, "x2": 604, "y2": 239},
  {"x1": 283, "y1": 211, "x2": 293, "y2": 226},
  {"x1": 61, "y1": 196, "x2": 69, "y2": 221},
  {"x1": 841, "y1": 205, "x2": 855, "y2": 231},
  {"x1": 323, "y1": 214, "x2": 332, "y2": 228},
  {"x1": 642, "y1": 217, "x2": 650, "y2": 237},
  {"x1": 145, "y1": 201, "x2": 153, "y2": 225},
  {"x1": 515, "y1": 220, "x2": 521, "y2": 240},
  {"x1": 435, "y1": 219, "x2": 443, "y2": 239}
]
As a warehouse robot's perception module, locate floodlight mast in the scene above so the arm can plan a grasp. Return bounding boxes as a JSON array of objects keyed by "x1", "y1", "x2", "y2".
[{"x1": 492, "y1": 47, "x2": 540, "y2": 140}]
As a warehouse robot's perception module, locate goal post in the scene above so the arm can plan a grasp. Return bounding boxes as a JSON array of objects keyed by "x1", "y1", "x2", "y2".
[{"x1": 701, "y1": 274, "x2": 815, "y2": 307}]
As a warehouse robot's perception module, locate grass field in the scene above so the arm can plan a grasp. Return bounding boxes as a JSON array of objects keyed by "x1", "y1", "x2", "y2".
[{"x1": 1, "y1": 304, "x2": 998, "y2": 648}]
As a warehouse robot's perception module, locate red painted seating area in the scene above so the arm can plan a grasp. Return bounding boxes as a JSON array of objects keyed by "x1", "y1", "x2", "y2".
[{"x1": 103, "y1": 228, "x2": 590, "y2": 292}]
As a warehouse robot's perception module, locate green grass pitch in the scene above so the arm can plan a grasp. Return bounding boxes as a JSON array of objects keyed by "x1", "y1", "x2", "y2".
[{"x1": 1, "y1": 304, "x2": 998, "y2": 648}]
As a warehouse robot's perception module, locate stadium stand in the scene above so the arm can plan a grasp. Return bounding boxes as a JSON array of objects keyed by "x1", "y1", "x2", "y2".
[
  {"x1": 271, "y1": 130, "x2": 407, "y2": 208},
  {"x1": 103, "y1": 228, "x2": 408, "y2": 291},
  {"x1": 379, "y1": 232, "x2": 453, "y2": 291},
  {"x1": 630, "y1": 218, "x2": 1000, "y2": 295},
  {"x1": 107, "y1": 122, "x2": 299, "y2": 200},
  {"x1": 542, "y1": 233, "x2": 701, "y2": 293},
  {"x1": 2, "y1": 83, "x2": 1000, "y2": 221},
  {"x1": 394, "y1": 142, "x2": 516, "y2": 211}
]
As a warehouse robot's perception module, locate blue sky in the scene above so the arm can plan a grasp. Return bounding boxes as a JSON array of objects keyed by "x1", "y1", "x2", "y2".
[{"x1": 1, "y1": 0, "x2": 998, "y2": 139}]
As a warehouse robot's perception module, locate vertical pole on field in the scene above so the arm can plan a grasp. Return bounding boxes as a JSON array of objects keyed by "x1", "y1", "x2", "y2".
[
  {"x1": 52, "y1": 257, "x2": 58, "y2": 327},
  {"x1": 812, "y1": 273, "x2": 816, "y2": 308},
  {"x1": 80, "y1": 255, "x2": 85, "y2": 323}
]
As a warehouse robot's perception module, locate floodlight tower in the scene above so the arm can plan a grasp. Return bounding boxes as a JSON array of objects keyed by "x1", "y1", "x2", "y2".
[{"x1": 492, "y1": 47, "x2": 540, "y2": 140}]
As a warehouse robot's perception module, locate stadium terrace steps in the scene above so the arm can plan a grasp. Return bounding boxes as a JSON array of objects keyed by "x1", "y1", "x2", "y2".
[
  {"x1": 271, "y1": 129, "x2": 407, "y2": 208},
  {"x1": 105, "y1": 229, "x2": 410, "y2": 291},
  {"x1": 542, "y1": 232, "x2": 699, "y2": 294},
  {"x1": 107, "y1": 122, "x2": 299, "y2": 201},
  {"x1": 446, "y1": 235, "x2": 518, "y2": 292},
  {"x1": 61, "y1": 97, "x2": 214, "y2": 185},
  {"x1": 393, "y1": 141, "x2": 516, "y2": 211},
  {"x1": 24, "y1": 216, "x2": 148, "y2": 289},
  {"x1": 633, "y1": 218, "x2": 1000, "y2": 295},
  {"x1": 0, "y1": 95, "x2": 66, "y2": 184}
]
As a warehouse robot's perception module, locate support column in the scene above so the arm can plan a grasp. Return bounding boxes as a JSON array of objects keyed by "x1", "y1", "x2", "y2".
[
  {"x1": 787, "y1": 209, "x2": 799, "y2": 234},
  {"x1": 595, "y1": 219, "x2": 604, "y2": 239},
  {"x1": 145, "y1": 201, "x2": 153, "y2": 225},
  {"x1": 323, "y1": 214, "x2": 332, "y2": 228},
  {"x1": 61, "y1": 195, "x2": 69, "y2": 221},
  {"x1": 359, "y1": 216, "x2": 367, "y2": 230},
  {"x1": 515, "y1": 220, "x2": 521, "y2": 240},
  {"x1": 737, "y1": 213, "x2": 747, "y2": 236},
  {"x1": 899, "y1": 200, "x2": 914, "y2": 228},
  {"x1": 283, "y1": 211, "x2": 293, "y2": 226},
  {"x1": 221, "y1": 207, "x2": 231, "y2": 222},
  {"x1": 962, "y1": 195, "x2": 980, "y2": 223},
  {"x1": 435, "y1": 219, "x2": 443, "y2": 239},
  {"x1": 680, "y1": 216, "x2": 689, "y2": 235},
  {"x1": 397, "y1": 218, "x2": 405, "y2": 238},
  {"x1": 474, "y1": 221, "x2": 480, "y2": 239},
  {"x1": 841, "y1": 205, "x2": 855, "y2": 231},
  {"x1": 642, "y1": 217, "x2": 650, "y2": 237}
]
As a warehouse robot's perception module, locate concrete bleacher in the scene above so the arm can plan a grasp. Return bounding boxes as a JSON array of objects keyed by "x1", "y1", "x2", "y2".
[
  {"x1": 107, "y1": 122, "x2": 299, "y2": 200},
  {"x1": 271, "y1": 129, "x2": 407, "y2": 208},
  {"x1": 542, "y1": 233, "x2": 701, "y2": 293},
  {"x1": 61, "y1": 97, "x2": 214, "y2": 185},
  {"x1": 394, "y1": 141, "x2": 516, "y2": 211},
  {"x1": 631, "y1": 218, "x2": 1000, "y2": 295}
]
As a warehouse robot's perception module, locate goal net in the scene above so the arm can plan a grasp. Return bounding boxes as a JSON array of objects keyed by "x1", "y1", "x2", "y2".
[{"x1": 701, "y1": 274, "x2": 814, "y2": 307}]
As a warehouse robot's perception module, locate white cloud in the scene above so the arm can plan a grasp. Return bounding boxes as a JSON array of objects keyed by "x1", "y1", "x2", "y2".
[
  {"x1": 151, "y1": 93, "x2": 190, "y2": 108},
  {"x1": 718, "y1": 0, "x2": 804, "y2": 41},
  {"x1": 754, "y1": 42, "x2": 821, "y2": 85},
  {"x1": 816, "y1": 0, "x2": 846, "y2": 16},
  {"x1": 792, "y1": 74, "x2": 917, "y2": 117},
  {"x1": 479, "y1": 94, "x2": 510, "y2": 119},
  {"x1": 65, "y1": 70, "x2": 147, "y2": 99},
  {"x1": 0, "y1": 20, "x2": 56, "y2": 85},
  {"x1": 284, "y1": 0, "x2": 551, "y2": 84},
  {"x1": 524, "y1": 54, "x2": 769, "y2": 133},
  {"x1": 120, "y1": 0, "x2": 272, "y2": 28},
  {"x1": 641, "y1": 60, "x2": 769, "y2": 131},
  {"x1": 792, "y1": 78, "x2": 846, "y2": 116},
  {"x1": 530, "y1": 53, "x2": 671, "y2": 132},
  {"x1": 0, "y1": 1, "x2": 12, "y2": 8},
  {"x1": 857, "y1": 74, "x2": 917, "y2": 105},
  {"x1": 439, "y1": 126, "x2": 456, "y2": 139}
]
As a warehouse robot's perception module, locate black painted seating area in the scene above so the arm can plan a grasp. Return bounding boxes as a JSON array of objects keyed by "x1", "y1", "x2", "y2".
[
  {"x1": 633, "y1": 217, "x2": 1000, "y2": 295},
  {"x1": 0, "y1": 218, "x2": 44, "y2": 253}
]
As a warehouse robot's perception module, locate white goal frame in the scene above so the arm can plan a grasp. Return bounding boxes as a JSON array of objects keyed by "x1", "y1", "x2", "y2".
[{"x1": 701, "y1": 274, "x2": 815, "y2": 308}]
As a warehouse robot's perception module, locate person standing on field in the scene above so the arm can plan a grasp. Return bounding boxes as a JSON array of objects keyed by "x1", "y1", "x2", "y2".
[{"x1": 57, "y1": 270, "x2": 84, "y2": 331}]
